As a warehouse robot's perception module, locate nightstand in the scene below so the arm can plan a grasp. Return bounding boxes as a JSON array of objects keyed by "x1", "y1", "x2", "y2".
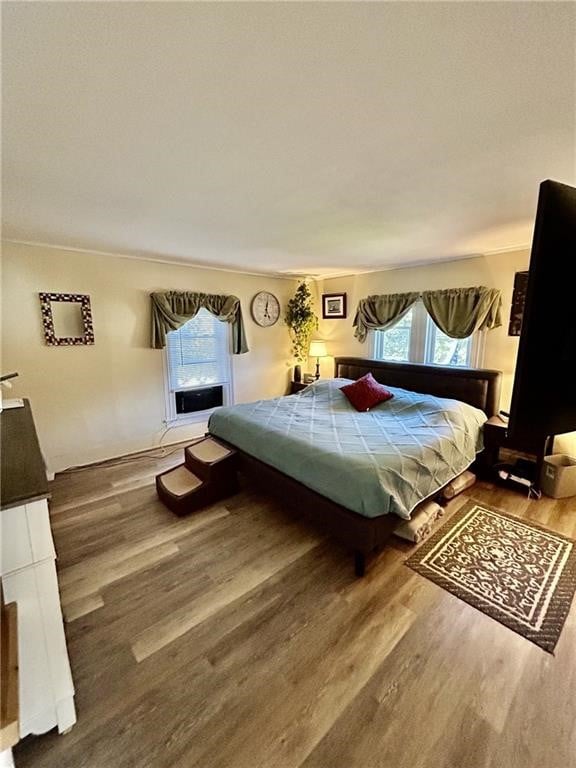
[
  {"x1": 289, "y1": 381, "x2": 309, "y2": 394},
  {"x1": 481, "y1": 416, "x2": 555, "y2": 490}
]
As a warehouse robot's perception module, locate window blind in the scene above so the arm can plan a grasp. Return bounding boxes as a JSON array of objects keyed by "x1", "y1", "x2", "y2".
[{"x1": 166, "y1": 308, "x2": 229, "y2": 391}]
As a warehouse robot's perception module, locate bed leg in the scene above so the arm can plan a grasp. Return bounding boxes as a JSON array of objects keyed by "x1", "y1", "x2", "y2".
[{"x1": 354, "y1": 551, "x2": 366, "y2": 578}]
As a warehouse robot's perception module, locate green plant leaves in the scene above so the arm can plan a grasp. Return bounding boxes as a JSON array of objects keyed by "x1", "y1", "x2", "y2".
[{"x1": 285, "y1": 282, "x2": 319, "y2": 362}]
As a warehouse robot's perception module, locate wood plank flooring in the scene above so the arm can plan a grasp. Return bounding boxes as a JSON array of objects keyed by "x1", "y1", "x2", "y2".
[{"x1": 13, "y1": 446, "x2": 576, "y2": 768}]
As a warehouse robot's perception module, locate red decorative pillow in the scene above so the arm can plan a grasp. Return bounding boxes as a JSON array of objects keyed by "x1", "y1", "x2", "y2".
[{"x1": 340, "y1": 373, "x2": 394, "y2": 412}]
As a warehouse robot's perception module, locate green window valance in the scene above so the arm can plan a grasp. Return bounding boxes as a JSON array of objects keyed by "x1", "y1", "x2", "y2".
[
  {"x1": 353, "y1": 286, "x2": 502, "y2": 342},
  {"x1": 353, "y1": 292, "x2": 420, "y2": 342},
  {"x1": 422, "y1": 286, "x2": 502, "y2": 339},
  {"x1": 151, "y1": 291, "x2": 249, "y2": 353}
]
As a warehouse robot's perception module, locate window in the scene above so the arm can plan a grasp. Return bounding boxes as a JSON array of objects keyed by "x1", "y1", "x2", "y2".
[
  {"x1": 373, "y1": 307, "x2": 414, "y2": 363},
  {"x1": 426, "y1": 323, "x2": 472, "y2": 367},
  {"x1": 164, "y1": 308, "x2": 232, "y2": 422},
  {"x1": 373, "y1": 301, "x2": 482, "y2": 367}
]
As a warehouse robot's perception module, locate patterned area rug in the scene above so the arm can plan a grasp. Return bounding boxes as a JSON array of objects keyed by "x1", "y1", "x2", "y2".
[{"x1": 406, "y1": 500, "x2": 576, "y2": 653}]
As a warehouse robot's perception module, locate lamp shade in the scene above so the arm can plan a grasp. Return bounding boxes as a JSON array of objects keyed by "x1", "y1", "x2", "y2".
[{"x1": 309, "y1": 340, "x2": 328, "y2": 358}]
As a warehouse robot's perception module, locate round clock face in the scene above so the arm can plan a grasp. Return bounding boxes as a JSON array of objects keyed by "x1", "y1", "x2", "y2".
[{"x1": 251, "y1": 291, "x2": 280, "y2": 327}]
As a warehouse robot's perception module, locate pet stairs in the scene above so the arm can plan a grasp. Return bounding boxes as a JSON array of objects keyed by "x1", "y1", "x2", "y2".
[{"x1": 156, "y1": 435, "x2": 238, "y2": 516}]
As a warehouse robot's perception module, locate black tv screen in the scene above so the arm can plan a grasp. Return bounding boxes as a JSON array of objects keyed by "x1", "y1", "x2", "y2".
[{"x1": 508, "y1": 180, "x2": 576, "y2": 442}]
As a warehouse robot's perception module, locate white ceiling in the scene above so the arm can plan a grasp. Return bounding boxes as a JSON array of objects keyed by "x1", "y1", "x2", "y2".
[{"x1": 2, "y1": 2, "x2": 575, "y2": 277}]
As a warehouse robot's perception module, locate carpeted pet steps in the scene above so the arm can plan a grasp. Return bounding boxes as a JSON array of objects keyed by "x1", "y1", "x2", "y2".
[
  {"x1": 184, "y1": 437, "x2": 238, "y2": 490},
  {"x1": 156, "y1": 436, "x2": 238, "y2": 516}
]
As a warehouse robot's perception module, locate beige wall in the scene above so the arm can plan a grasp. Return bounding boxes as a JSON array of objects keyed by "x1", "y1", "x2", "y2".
[
  {"x1": 1, "y1": 242, "x2": 295, "y2": 473},
  {"x1": 3, "y1": 242, "x2": 574, "y2": 474},
  {"x1": 317, "y1": 250, "x2": 576, "y2": 455}
]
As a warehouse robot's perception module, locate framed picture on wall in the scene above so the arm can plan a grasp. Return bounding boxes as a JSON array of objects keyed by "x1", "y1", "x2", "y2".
[
  {"x1": 508, "y1": 271, "x2": 529, "y2": 336},
  {"x1": 322, "y1": 293, "x2": 347, "y2": 319}
]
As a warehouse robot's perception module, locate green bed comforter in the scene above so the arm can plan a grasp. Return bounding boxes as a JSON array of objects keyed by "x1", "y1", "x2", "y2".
[{"x1": 208, "y1": 378, "x2": 486, "y2": 520}]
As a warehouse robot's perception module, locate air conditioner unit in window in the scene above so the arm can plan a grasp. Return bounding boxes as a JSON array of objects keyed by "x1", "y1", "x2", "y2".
[{"x1": 175, "y1": 386, "x2": 223, "y2": 414}]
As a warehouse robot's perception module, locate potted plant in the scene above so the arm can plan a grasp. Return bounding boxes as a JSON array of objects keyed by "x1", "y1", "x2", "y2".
[{"x1": 285, "y1": 282, "x2": 318, "y2": 380}]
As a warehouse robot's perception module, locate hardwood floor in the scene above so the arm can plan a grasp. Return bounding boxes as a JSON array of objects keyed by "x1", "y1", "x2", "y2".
[{"x1": 14, "y1": 447, "x2": 576, "y2": 768}]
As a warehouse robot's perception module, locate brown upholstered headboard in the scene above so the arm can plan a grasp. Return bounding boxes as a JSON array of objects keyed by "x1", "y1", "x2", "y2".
[{"x1": 334, "y1": 357, "x2": 502, "y2": 417}]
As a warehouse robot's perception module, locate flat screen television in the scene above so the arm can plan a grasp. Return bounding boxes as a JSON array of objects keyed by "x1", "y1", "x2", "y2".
[{"x1": 508, "y1": 179, "x2": 576, "y2": 443}]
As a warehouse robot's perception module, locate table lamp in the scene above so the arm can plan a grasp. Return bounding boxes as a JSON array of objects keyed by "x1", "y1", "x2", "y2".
[{"x1": 309, "y1": 340, "x2": 328, "y2": 380}]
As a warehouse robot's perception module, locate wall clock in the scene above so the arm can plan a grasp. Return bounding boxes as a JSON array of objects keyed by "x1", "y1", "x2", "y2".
[{"x1": 251, "y1": 291, "x2": 280, "y2": 327}]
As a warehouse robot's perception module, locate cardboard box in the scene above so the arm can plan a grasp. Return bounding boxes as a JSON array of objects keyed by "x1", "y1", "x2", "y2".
[{"x1": 540, "y1": 455, "x2": 576, "y2": 499}]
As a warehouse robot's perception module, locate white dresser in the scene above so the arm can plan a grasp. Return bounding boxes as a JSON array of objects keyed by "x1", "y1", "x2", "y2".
[{"x1": 0, "y1": 401, "x2": 76, "y2": 762}]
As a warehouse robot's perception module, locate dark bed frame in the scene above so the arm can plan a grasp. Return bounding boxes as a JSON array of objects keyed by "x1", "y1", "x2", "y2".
[{"x1": 216, "y1": 357, "x2": 502, "y2": 577}]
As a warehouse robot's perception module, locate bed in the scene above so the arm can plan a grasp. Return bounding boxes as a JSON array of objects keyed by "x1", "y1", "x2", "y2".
[{"x1": 208, "y1": 357, "x2": 502, "y2": 575}]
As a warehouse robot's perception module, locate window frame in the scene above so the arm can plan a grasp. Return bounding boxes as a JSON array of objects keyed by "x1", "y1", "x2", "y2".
[
  {"x1": 162, "y1": 311, "x2": 234, "y2": 426},
  {"x1": 372, "y1": 303, "x2": 422, "y2": 364},
  {"x1": 371, "y1": 301, "x2": 484, "y2": 368}
]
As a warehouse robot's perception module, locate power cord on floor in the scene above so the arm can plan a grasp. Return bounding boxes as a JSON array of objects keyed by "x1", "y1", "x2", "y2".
[{"x1": 59, "y1": 426, "x2": 193, "y2": 475}]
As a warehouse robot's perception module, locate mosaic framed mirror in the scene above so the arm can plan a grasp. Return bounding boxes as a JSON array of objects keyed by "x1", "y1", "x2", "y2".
[{"x1": 39, "y1": 293, "x2": 95, "y2": 346}]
